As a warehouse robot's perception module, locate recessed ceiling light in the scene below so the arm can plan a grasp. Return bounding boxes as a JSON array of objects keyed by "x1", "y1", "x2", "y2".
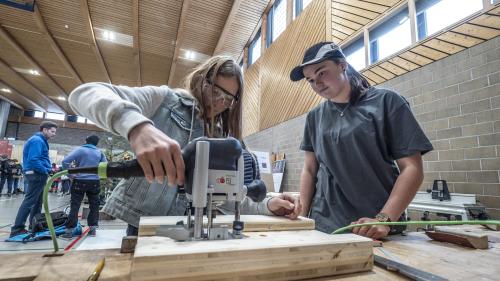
[
  {"x1": 186, "y1": 51, "x2": 195, "y2": 60},
  {"x1": 64, "y1": 24, "x2": 69, "y2": 29},
  {"x1": 57, "y1": 96, "x2": 66, "y2": 101},
  {"x1": 1, "y1": 88, "x2": 11, "y2": 93},
  {"x1": 102, "y1": 30, "x2": 115, "y2": 41},
  {"x1": 29, "y1": 69, "x2": 40, "y2": 76}
]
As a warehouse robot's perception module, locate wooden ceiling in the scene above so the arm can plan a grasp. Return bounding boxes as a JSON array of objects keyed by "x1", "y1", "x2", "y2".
[{"x1": 0, "y1": 0, "x2": 269, "y2": 114}]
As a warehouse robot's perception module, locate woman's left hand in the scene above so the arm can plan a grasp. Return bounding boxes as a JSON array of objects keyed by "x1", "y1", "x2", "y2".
[{"x1": 351, "y1": 217, "x2": 390, "y2": 239}]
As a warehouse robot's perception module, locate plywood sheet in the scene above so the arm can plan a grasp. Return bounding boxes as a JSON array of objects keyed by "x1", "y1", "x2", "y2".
[
  {"x1": 138, "y1": 215, "x2": 316, "y2": 236},
  {"x1": 132, "y1": 230, "x2": 373, "y2": 281}
]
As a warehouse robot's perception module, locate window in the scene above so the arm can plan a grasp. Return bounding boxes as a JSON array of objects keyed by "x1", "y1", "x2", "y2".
[
  {"x1": 416, "y1": 0, "x2": 483, "y2": 40},
  {"x1": 267, "y1": 0, "x2": 287, "y2": 46},
  {"x1": 248, "y1": 29, "x2": 262, "y2": 66},
  {"x1": 76, "y1": 116, "x2": 86, "y2": 123},
  {"x1": 45, "y1": 112, "x2": 65, "y2": 120},
  {"x1": 343, "y1": 36, "x2": 365, "y2": 71},
  {"x1": 34, "y1": 111, "x2": 44, "y2": 118},
  {"x1": 294, "y1": 0, "x2": 313, "y2": 18},
  {"x1": 369, "y1": 7, "x2": 411, "y2": 63}
]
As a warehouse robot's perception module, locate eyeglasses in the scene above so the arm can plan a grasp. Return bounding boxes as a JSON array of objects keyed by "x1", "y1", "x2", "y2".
[{"x1": 204, "y1": 81, "x2": 239, "y2": 108}]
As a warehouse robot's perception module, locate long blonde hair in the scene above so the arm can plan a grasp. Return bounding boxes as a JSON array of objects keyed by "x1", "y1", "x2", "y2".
[{"x1": 183, "y1": 56, "x2": 243, "y2": 140}]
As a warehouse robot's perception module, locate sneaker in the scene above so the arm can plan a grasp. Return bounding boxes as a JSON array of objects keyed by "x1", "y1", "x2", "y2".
[
  {"x1": 10, "y1": 229, "x2": 28, "y2": 238},
  {"x1": 88, "y1": 226, "x2": 97, "y2": 237},
  {"x1": 61, "y1": 228, "x2": 73, "y2": 239}
]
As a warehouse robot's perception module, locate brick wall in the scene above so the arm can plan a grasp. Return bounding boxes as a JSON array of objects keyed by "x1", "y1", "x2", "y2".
[{"x1": 244, "y1": 37, "x2": 500, "y2": 218}]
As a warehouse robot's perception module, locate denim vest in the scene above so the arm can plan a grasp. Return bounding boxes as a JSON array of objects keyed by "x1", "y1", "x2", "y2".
[{"x1": 101, "y1": 90, "x2": 204, "y2": 227}]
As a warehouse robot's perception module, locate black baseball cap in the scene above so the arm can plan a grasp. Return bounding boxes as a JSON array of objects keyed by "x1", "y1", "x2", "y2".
[{"x1": 290, "y1": 42, "x2": 346, "y2": 81}]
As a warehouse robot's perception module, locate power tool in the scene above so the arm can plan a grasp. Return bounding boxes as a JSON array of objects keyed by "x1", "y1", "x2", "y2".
[{"x1": 44, "y1": 137, "x2": 267, "y2": 250}]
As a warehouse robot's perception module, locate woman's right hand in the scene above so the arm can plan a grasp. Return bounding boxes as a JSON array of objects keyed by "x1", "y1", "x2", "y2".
[{"x1": 128, "y1": 122, "x2": 185, "y2": 185}]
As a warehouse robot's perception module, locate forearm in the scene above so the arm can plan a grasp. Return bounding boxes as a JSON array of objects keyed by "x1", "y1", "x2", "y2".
[
  {"x1": 68, "y1": 82, "x2": 165, "y2": 138},
  {"x1": 380, "y1": 165, "x2": 423, "y2": 221}
]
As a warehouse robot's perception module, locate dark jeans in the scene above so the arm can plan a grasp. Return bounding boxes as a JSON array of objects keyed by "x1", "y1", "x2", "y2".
[
  {"x1": 67, "y1": 179, "x2": 100, "y2": 228},
  {"x1": 61, "y1": 179, "x2": 71, "y2": 194},
  {"x1": 11, "y1": 173, "x2": 48, "y2": 233},
  {"x1": 126, "y1": 224, "x2": 138, "y2": 236},
  {"x1": 0, "y1": 174, "x2": 14, "y2": 194}
]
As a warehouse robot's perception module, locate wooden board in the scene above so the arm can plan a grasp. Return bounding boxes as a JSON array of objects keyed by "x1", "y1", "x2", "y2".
[
  {"x1": 138, "y1": 215, "x2": 315, "y2": 236},
  {"x1": 0, "y1": 250, "x2": 130, "y2": 281},
  {"x1": 131, "y1": 230, "x2": 373, "y2": 281}
]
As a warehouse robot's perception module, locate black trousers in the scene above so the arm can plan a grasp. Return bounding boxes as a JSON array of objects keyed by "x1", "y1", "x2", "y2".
[{"x1": 67, "y1": 179, "x2": 100, "y2": 228}]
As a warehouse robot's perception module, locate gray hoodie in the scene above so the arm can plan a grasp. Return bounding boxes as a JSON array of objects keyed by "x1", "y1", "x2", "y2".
[{"x1": 69, "y1": 82, "x2": 271, "y2": 227}]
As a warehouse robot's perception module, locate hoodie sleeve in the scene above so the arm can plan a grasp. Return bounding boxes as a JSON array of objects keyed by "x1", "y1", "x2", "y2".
[{"x1": 68, "y1": 82, "x2": 170, "y2": 139}]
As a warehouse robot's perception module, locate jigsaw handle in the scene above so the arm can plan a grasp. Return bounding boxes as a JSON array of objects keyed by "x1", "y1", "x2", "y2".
[{"x1": 246, "y1": 180, "x2": 267, "y2": 202}]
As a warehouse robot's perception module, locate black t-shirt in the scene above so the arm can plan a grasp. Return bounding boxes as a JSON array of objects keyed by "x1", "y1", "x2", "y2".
[{"x1": 300, "y1": 87, "x2": 433, "y2": 233}]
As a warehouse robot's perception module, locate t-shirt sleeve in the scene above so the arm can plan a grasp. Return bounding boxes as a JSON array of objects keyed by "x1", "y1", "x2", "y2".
[
  {"x1": 300, "y1": 113, "x2": 314, "y2": 152},
  {"x1": 386, "y1": 102, "x2": 434, "y2": 159}
]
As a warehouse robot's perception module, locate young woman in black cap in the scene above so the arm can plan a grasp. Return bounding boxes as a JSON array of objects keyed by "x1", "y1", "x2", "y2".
[{"x1": 291, "y1": 42, "x2": 433, "y2": 239}]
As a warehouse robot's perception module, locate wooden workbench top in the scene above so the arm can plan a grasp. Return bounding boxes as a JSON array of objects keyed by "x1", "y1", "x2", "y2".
[{"x1": 1, "y1": 227, "x2": 499, "y2": 281}]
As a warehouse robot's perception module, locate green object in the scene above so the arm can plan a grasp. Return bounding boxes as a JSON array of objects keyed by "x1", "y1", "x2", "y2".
[
  {"x1": 331, "y1": 220, "x2": 500, "y2": 234},
  {"x1": 98, "y1": 162, "x2": 107, "y2": 179},
  {"x1": 43, "y1": 170, "x2": 69, "y2": 252}
]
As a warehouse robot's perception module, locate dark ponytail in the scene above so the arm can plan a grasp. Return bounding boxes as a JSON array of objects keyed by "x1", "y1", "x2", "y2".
[{"x1": 331, "y1": 58, "x2": 371, "y2": 104}]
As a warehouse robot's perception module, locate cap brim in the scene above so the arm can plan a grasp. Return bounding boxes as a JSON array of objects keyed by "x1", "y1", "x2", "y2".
[{"x1": 289, "y1": 56, "x2": 330, "y2": 81}]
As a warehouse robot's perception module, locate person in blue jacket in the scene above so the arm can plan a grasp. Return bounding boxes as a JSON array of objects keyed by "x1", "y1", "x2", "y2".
[
  {"x1": 61, "y1": 135, "x2": 107, "y2": 238},
  {"x1": 10, "y1": 121, "x2": 57, "y2": 237}
]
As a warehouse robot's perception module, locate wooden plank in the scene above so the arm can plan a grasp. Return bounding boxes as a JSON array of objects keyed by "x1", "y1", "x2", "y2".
[
  {"x1": 369, "y1": 65, "x2": 395, "y2": 80},
  {"x1": 333, "y1": 22, "x2": 356, "y2": 36},
  {"x1": 389, "y1": 56, "x2": 421, "y2": 71},
  {"x1": 362, "y1": 0, "x2": 398, "y2": 6},
  {"x1": 138, "y1": 215, "x2": 315, "y2": 236},
  {"x1": 132, "y1": 0, "x2": 141, "y2": 86},
  {"x1": 437, "y1": 31, "x2": 485, "y2": 48},
  {"x1": 214, "y1": 0, "x2": 242, "y2": 55},
  {"x1": 332, "y1": 2, "x2": 379, "y2": 20},
  {"x1": 335, "y1": 0, "x2": 388, "y2": 13},
  {"x1": 362, "y1": 70, "x2": 385, "y2": 84},
  {"x1": 332, "y1": 29, "x2": 348, "y2": 40},
  {"x1": 80, "y1": 0, "x2": 111, "y2": 83},
  {"x1": 426, "y1": 227, "x2": 489, "y2": 249},
  {"x1": 33, "y1": 5, "x2": 83, "y2": 85},
  {"x1": 423, "y1": 39, "x2": 465, "y2": 55},
  {"x1": 411, "y1": 45, "x2": 448, "y2": 60},
  {"x1": 469, "y1": 14, "x2": 500, "y2": 29},
  {"x1": 131, "y1": 230, "x2": 373, "y2": 281},
  {"x1": 488, "y1": 6, "x2": 500, "y2": 16},
  {"x1": 332, "y1": 16, "x2": 363, "y2": 31},
  {"x1": 379, "y1": 61, "x2": 407, "y2": 76},
  {"x1": 333, "y1": 9, "x2": 371, "y2": 25},
  {"x1": 453, "y1": 23, "x2": 500, "y2": 40},
  {"x1": 399, "y1": 51, "x2": 433, "y2": 66},
  {"x1": 167, "y1": 0, "x2": 191, "y2": 85}
]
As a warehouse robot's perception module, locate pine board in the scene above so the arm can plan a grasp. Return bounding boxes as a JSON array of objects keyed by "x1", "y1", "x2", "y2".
[
  {"x1": 138, "y1": 215, "x2": 315, "y2": 236},
  {"x1": 131, "y1": 230, "x2": 373, "y2": 281}
]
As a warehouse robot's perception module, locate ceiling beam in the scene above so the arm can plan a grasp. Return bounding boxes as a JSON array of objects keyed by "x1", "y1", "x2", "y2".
[
  {"x1": 33, "y1": 4, "x2": 83, "y2": 84},
  {"x1": 0, "y1": 78, "x2": 45, "y2": 111},
  {"x1": 0, "y1": 58, "x2": 65, "y2": 113},
  {"x1": 0, "y1": 94, "x2": 24, "y2": 110},
  {"x1": 213, "y1": 0, "x2": 242, "y2": 55},
  {"x1": 0, "y1": 25, "x2": 68, "y2": 99},
  {"x1": 168, "y1": 0, "x2": 192, "y2": 85},
  {"x1": 132, "y1": 0, "x2": 142, "y2": 86},
  {"x1": 80, "y1": 0, "x2": 111, "y2": 83}
]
